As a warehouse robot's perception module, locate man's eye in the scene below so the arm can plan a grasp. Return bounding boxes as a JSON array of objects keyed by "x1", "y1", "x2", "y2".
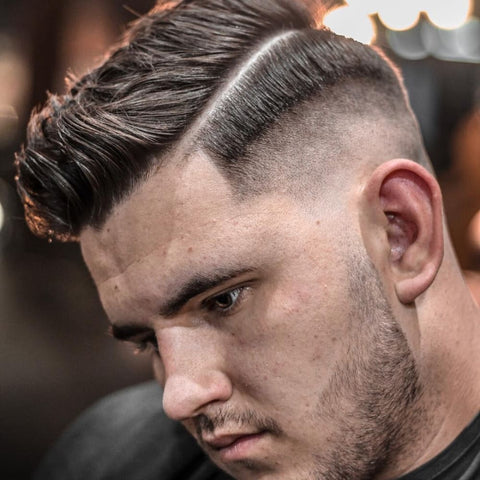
[
  {"x1": 204, "y1": 287, "x2": 244, "y2": 314},
  {"x1": 133, "y1": 333, "x2": 159, "y2": 356}
]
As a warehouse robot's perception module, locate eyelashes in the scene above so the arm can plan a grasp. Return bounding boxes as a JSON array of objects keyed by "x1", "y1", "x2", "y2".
[
  {"x1": 133, "y1": 332, "x2": 159, "y2": 356},
  {"x1": 202, "y1": 286, "x2": 246, "y2": 315}
]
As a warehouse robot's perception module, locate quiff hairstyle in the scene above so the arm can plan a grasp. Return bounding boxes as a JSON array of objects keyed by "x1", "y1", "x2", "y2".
[{"x1": 15, "y1": 0, "x2": 422, "y2": 241}]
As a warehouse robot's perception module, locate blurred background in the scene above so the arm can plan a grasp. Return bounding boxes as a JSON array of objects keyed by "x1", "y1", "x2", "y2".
[{"x1": 0, "y1": 1, "x2": 479, "y2": 479}]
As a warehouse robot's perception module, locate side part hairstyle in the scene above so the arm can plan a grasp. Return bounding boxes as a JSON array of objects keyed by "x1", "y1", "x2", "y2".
[{"x1": 15, "y1": 0, "x2": 415, "y2": 241}]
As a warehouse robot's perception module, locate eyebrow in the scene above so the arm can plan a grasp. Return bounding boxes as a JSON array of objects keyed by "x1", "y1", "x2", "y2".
[
  {"x1": 159, "y1": 266, "x2": 255, "y2": 317},
  {"x1": 109, "y1": 266, "x2": 255, "y2": 342}
]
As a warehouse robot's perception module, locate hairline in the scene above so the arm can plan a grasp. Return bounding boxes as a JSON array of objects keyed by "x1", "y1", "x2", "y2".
[{"x1": 115, "y1": 82, "x2": 428, "y2": 235}]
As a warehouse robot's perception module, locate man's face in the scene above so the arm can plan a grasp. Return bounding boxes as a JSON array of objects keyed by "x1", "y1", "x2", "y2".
[{"x1": 81, "y1": 153, "x2": 422, "y2": 480}]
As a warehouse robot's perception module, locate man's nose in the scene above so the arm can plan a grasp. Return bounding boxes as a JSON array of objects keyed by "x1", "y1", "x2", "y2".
[
  {"x1": 162, "y1": 370, "x2": 233, "y2": 421},
  {"x1": 160, "y1": 332, "x2": 233, "y2": 421}
]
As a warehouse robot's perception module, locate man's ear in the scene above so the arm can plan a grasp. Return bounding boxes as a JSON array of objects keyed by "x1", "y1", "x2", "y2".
[{"x1": 360, "y1": 159, "x2": 444, "y2": 304}]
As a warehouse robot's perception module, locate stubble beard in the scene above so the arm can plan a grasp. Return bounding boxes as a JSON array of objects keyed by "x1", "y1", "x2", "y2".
[{"x1": 310, "y1": 255, "x2": 428, "y2": 480}]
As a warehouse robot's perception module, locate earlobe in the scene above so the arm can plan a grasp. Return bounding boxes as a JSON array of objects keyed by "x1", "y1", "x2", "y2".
[{"x1": 361, "y1": 159, "x2": 444, "y2": 304}]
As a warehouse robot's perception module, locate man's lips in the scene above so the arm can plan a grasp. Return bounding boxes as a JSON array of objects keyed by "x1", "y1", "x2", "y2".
[
  {"x1": 204, "y1": 432, "x2": 257, "y2": 450},
  {"x1": 203, "y1": 431, "x2": 267, "y2": 461}
]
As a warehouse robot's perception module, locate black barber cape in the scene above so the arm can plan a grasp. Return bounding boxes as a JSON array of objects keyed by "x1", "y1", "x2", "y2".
[
  {"x1": 397, "y1": 411, "x2": 480, "y2": 480},
  {"x1": 34, "y1": 381, "x2": 480, "y2": 480},
  {"x1": 34, "y1": 382, "x2": 231, "y2": 480}
]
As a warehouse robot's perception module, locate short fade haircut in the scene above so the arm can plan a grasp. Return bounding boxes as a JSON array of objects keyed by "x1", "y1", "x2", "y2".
[{"x1": 15, "y1": 0, "x2": 422, "y2": 241}]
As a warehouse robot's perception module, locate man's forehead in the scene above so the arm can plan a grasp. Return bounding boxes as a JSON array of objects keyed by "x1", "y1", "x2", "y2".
[
  {"x1": 79, "y1": 151, "x2": 308, "y2": 291},
  {"x1": 80, "y1": 153, "x2": 236, "y2": 281},
  {"x1": 78, "y1": 158, "x2": 324, "y2": 325}
]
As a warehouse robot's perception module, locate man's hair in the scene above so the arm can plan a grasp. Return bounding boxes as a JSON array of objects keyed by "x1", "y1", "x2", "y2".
[{"x1": 15, "y1": 0, "x2": 422, "y2": 241}]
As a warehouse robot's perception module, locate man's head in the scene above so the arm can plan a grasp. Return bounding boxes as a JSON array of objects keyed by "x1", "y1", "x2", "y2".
[
  {"x1": 15, "y1": 0, "x2": 425, "y2": 241},
  {"x1": 15, "y1": 1, "x2": 480, "y2": 479}
]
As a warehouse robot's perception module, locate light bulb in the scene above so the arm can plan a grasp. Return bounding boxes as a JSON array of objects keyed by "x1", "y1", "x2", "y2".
[
  {"x1": 377, "y1": 0, "x2": 421, "y2": 31},
  {"x1": 324, "y1": 5, "x2": 376, "y2": 45},
  {"x1": 424, "y1": 0, "x2": 472, "y2": 30}
]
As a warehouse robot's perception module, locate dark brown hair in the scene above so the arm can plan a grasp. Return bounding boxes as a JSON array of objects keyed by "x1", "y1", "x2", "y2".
[{"x1": 15, "y1": 0, "x2": 412, "y2": 241}]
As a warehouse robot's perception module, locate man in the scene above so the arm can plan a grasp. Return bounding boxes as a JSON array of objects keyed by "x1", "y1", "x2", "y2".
[{"x1": 16, "y1": 0, "x2": 480, "y2": 479}]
